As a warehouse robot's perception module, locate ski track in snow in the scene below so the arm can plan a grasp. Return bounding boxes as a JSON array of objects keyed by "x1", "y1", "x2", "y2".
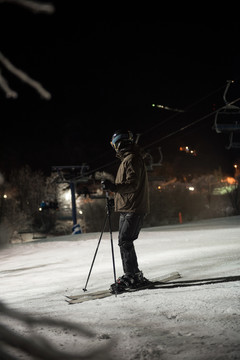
[{"x1": 0, "y1": 216, "x2": 240, "y2": 359}]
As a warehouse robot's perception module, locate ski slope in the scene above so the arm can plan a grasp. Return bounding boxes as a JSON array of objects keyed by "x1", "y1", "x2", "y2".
[{"x1": 0, "y1": 216, "x2": 240, "y2": 359}]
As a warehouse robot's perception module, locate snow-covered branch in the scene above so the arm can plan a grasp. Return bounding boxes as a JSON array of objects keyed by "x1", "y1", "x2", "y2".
[
  {"x1": 0, "y1": 70, "x2": 18, "y2": 98},
  {"x1": 0, "y1": 0, "x2": 55, "y2": 14},
  {"x1": 0, "y1": 52, "x2": 51, "y2": 99}
]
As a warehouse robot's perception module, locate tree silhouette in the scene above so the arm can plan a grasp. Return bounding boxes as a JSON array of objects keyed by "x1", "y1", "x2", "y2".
[{"x1": 0, "y1": 0, "x2": 54, "y2": 99}]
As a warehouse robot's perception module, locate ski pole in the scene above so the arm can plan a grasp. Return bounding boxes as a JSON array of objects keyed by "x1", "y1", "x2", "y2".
[
  {"x1": 82, "y1": 213, "x2": 108, "y2": 292},
  {"x1": 106, "y1": 191, "x2": 117, "y2": 296}
]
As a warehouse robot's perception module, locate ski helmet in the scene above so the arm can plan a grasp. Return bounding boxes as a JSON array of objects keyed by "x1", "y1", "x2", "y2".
[{"x1": 110, "y1": 129, "x2": 134, "y2": 151}]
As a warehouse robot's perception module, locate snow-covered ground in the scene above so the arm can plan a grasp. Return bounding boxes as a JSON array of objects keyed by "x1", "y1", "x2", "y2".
[{"x1": 1, "y1": 216, "x2": 240, "y2": 359}]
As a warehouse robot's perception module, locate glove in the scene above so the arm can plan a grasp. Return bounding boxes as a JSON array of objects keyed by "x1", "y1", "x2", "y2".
[{"x1": 101, "y1": 180, "x2": 117, "y2": 192}]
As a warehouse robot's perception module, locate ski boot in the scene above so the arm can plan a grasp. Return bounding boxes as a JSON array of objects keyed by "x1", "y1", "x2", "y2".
[
  {"x1": 110, "y1": 274, "x2": 135, "y2": 293},
  {"x1": 134, "y1": 271, "x2": 151, "y2": 287},
  {"x1": 110, "y1": 271, "x2": 150, "y2": 293}
]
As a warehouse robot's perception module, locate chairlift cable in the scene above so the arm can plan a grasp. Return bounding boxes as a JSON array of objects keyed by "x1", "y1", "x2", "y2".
[
  {"x1": 144, "y1": 84, "x2": 226, "y2": 136},
  {"x1": 144, "y1": 96, "x2": 240, "y2": 150},
  {"x1": 81, "y1": 96, "x2": 240, "y2": 178},
  {"x1": 72, "y1": 84, "x2": 237, "y2": 179}
]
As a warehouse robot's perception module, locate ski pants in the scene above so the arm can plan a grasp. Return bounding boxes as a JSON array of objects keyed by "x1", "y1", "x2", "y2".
[{"x1": 118, "y1": 212, "x2": 144, "y2": 276}]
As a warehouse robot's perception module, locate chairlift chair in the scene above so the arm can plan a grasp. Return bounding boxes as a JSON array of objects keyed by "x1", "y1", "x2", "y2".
[
  {"x1": 226, "y1": 132, "x2": 240, "y2": 150},
  {"x1": 214, "y1": 104, "x2": 240, "y2": 133},
  {"x1": 145, "y1": 147, "x2": 163, "y2": 171},
  {"x1": 214, "y1": 80, "x2": 240, "y2": 149}
]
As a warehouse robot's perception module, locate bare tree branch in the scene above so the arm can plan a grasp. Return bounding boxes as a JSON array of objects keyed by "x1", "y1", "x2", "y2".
[
  {"x1": 0, "y1": 0, "x2": 55, "y2": 14},
  {"x1": 0, "y1": 300, "x2": 114, "y2": 360},
  {"x1": 0, "y1": 70, "x2": 18, "y2": 98},
  {"x1": 0, "y1": 52, "x2": 51, "y2": 99},
  {"x1": 0, "y1": 300, "x2": 94, "y2": 338}
]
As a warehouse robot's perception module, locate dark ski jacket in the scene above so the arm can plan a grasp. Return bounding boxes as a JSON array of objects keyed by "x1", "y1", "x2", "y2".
[{"x1": 114, "y1": 145, "x2": 150, "y2": 214}]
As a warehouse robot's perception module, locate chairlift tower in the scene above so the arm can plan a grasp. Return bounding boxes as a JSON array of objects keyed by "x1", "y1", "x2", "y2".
[{"x1": 52, "y1": 165, "x2": 89, "y2": 234}]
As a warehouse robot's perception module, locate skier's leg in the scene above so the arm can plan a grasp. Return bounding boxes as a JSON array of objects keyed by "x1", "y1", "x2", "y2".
[
  {"x1": 119, "y1": 242, "x2": 139, "y2": 275},
  {"x1": 118, "y1": 212, "x2": 144, "y2": 275}
]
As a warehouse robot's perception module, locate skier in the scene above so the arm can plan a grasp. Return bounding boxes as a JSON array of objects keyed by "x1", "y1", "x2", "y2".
[{"x1": 102, "y1": 129, "x2": 150, "y2": 293}]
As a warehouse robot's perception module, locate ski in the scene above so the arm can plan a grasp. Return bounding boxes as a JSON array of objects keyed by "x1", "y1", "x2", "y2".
[
  {"x1": 66, "y1": 271, "x2": 181, "y2": 304},
  {"x1": 148, "y1": 274, "x2": 240, "y2": 289}
]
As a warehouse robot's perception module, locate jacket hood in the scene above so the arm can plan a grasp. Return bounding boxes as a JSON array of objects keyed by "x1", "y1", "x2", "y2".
[{"x1": 116, "y1": 144, "x2": 141, "y2": 160}]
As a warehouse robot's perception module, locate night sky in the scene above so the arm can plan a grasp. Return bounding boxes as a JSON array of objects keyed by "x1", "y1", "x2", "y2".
[{"x1": 1, "y1": 4, "x2": 240, "y2": 176}]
